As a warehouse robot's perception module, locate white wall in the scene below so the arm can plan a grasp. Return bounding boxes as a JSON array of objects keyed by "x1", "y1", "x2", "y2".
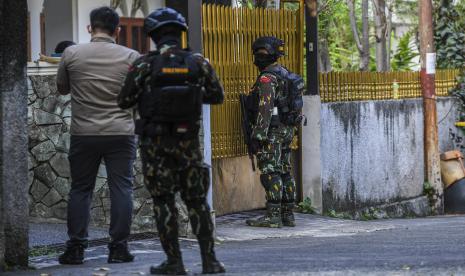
[
  {"x1": 75, "y1": 0, "x2": 164, "y2": 43},
  {"x1": 320, "y1": 98, "x2": 457, "y2": 212},
  {"x1": 29, "y1": 1, "x2": 166, "y2": 55}
]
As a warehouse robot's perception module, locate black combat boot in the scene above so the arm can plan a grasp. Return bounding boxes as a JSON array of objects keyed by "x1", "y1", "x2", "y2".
[
  {"x1": 150, "y1": 258, "x2": 187, "y2": 275},
  {"x1": 246, "y1": 202, "x2": 282, "y2": 228},
  {"x1": 199, "y1": 238, "x2": 226, "y2": 274},
  {"x1": 108, "y1": 243, "x2": 135, "y2": 263},
  {"x1": 58, "y1": 244, "x2": 84, "y2": 265},
  {"x1": 281, "y1": 202, "x2": 296, "y2": 227},
  {"x1": 150, "y1": 236, "x2": 187, "y2": 275}
]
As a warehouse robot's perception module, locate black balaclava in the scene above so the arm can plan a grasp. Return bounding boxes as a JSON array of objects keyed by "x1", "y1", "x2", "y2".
[
  {"x1": 254, "y1": 53, "x2": 277, "y2": 71},
  {"x1": 151, "y1": 33, "x2": 181, "y2": 48},
  {"x1": 150, "y1": 25, "x2": 183, "y2": 48}
]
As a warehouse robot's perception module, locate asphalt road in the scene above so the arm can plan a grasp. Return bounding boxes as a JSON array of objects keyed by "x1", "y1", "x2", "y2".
[{"x1": 4, "y1": 215, "x2": 465, "y2": 275}]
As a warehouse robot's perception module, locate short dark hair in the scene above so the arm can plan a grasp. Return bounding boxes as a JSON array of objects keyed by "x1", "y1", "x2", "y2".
[
  {"x1": 54, "y1": 41, "x2": 76, "y2": 54},
  {"x1": 90, "y1": 7, "x2": 119, "y2": 35}
]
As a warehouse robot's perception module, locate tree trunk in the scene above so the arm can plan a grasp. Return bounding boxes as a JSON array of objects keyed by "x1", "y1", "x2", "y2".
[
  {"x1": 348, "y1": 0, "x2": 370, "y2": 71},
  {"x1": 373, "y1": 0, "x2": 388, "y2": 71},
  {"x1": 318, "y1": 38, "x2": 332, "y2": 72},
  {"x1": 0, "y1": 0, "x2": 29, "y2": 269},
  {"x1": 386, "y1": 4, "x2": 392, "y2": 71},
  {"x1": 361, "y1": 0, "x2": 370, "y2": 71}
]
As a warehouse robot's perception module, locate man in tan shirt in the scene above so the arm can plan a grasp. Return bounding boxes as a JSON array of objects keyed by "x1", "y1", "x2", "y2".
[{"x1": 56, "y1": 6, "x2": 140, "y2": 265}]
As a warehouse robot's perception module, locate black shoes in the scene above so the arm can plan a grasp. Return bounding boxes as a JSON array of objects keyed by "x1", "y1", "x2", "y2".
[
  {"x1": 108, "y1": 244, "x2": 135, "y2": 263},
  {"x1": 150, "y1": 259, "x2": 187, "y2": 275},
  {"x1": 246, "y1": 202, "x2": 283, "y2": 228},
  {"x1": 58, "y1": 245, "x2": 84, "y2": 265},
  {"x1": 281, "y1": 203, "x2": 296, "y2": 227},
  {"x1": 58, "y1": 243, "x2": 134, "y2": 265},
  {"x1": 202, "y1": 255, "x2": 226, "y2": 274}
]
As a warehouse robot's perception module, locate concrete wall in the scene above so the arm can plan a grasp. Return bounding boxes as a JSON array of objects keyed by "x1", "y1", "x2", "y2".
[
  {"x1": 1, "y1": 9, "x2": 30, "y2": 265},
  {"x1": 0, "y1": 138, "x2": 4, "y2": 270},
  {"x1": 320, "y1": 98, "x2": 459, "y2": 213},
  {"x1": 212, "y1": 156, "x2": 266, "y2": 215}
]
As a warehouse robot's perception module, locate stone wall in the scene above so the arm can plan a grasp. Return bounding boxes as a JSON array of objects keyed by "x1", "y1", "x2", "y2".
[
  {"x1": 320, "y1": 98, "x2": 459, "y2": 213},
  {"x1": 27, "y1": 69, "x2": 189, "y2": 233}
]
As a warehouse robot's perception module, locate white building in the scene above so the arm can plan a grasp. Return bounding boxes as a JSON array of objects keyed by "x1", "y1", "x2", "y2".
[{"x1": 27, "y1": 0, "x2": 165, "y2": 61}]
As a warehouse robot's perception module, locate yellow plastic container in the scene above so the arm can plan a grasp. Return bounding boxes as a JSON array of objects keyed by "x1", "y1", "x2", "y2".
[{"x1": 440, "y1": 150, "x2": 465, "y2": 189}]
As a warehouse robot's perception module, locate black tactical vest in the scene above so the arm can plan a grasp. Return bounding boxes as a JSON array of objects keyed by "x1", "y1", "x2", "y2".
[{"x1": 137, "y1": 48, "x2": 203, "y2": 138}]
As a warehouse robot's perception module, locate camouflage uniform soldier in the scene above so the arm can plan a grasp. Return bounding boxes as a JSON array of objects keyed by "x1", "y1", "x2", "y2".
[
  {"x1": 118, "y1": 8, "x2": 225, "y2": 275},
  {"x1": 246, "y1": 37, "x2": 297, "y2": 228}
]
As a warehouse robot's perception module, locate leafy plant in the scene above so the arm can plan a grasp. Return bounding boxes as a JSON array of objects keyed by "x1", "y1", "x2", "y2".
[
  {"x1": 423, "y1": 181, "x2": 438, "y2": 208},
  {"x1": 296, "y1": 197, "x2": 316, "y2": 214},
  {"x1": 325, "y1": 209, "x2": 352, "y2": 219},
  {"x1": 29, "y1": 246, "x2": 60, "y2": 257},
  {"x1": 449, "y1": 70, "x2": 465, "y2": 134},
  {"x1": 391, "y1": 31, "x2": 419, "y2": 71},
  {"x1": 359, "y1": 207, "x2": 382, "y2": 220},
  {"x1": 434, "y1": 0, "x2": 465, "y2": 69}
]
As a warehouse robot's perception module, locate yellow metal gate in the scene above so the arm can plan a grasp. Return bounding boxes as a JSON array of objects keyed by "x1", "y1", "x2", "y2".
[{"x1": 202, "y1": 3, "x2": 305, "y2": 159}]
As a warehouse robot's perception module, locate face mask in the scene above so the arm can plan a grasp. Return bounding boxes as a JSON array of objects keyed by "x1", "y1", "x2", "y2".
[{"x1": 253, "y1": 53, "x2": 277, "y2": 71}]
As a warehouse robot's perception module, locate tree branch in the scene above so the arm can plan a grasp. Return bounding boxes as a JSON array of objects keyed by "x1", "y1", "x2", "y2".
[{"x1": 347, "y1": 0, "x2": 363, "y2": 52}]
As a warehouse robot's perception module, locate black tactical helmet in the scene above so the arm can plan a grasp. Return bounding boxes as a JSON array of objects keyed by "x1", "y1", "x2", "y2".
[
  {"x1": 252, "y1": 36, "x2": 285, "y2": 57},
  {"x1": 144, "y1": 8, "x2": 188, "y2": 35}
]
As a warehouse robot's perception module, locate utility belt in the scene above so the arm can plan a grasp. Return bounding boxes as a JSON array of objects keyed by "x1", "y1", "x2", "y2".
[{"x1": 135, "y1": 119, "x2": 199, "y2": 140}]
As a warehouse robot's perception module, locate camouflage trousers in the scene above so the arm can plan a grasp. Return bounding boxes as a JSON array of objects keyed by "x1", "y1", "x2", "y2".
[
  {"x1": 256, "y1": 137, "x2": 296, "y2": 204},
  {"x1": 140, "y1": 137, "x2": 215, "y2": 260}
]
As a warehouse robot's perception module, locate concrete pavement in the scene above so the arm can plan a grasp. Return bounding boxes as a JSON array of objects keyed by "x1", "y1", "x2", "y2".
[{"x1": 4, "y1": 212, "x2": 465, "y2": 275}]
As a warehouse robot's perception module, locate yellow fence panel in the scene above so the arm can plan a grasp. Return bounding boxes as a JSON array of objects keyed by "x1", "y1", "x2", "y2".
[
  {"x1": 202, "y1": 3, "x2": 305, "y2": 159},
  {"x1": 320, "y1": 69, "x2": 460, "y2": 103},
  {"x1": 202, "y1": 4, "x2": 461, "y2": 159}
]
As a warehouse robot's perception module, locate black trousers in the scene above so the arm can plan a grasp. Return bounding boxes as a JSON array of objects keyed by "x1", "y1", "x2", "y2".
[{"x1": 66, "y1": 135, "x2": 136, "y2": 248}]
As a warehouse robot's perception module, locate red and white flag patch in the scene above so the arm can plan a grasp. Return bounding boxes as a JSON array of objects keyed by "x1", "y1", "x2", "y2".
[{"x1": 259, "y1": 76, "x2": 271, "y2": 83}]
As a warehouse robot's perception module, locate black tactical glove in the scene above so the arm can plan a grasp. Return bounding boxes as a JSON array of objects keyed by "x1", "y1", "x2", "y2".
[{"x1": 250, "y1": 139, "x2": 262, "y2": 154}]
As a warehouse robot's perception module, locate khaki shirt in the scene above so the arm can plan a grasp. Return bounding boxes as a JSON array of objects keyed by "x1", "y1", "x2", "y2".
[{"x1": 57, "y1": 34, "x2": 140, "y2": 135}]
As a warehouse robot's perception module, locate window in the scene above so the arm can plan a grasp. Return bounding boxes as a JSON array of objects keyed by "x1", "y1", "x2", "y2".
[{"x1": 117, "y1": 18, "x2": 151, "y2": 54}]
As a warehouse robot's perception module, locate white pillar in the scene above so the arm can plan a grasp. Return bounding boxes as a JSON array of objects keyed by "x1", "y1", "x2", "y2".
[
  {"x1": 27, "y1": 0, "x2": 45, "y2": 61},
  {"x1": 202, "y1": 105, "x2": 213, "y2": 208},
  {"x1": 301, "y1": 95, "x2": 323, "y2": 213}
]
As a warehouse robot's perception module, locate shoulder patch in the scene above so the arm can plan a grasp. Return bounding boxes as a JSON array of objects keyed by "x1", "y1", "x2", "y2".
[{"x1": 260, "y1": 76, "x2": 271, "y2": 83}]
